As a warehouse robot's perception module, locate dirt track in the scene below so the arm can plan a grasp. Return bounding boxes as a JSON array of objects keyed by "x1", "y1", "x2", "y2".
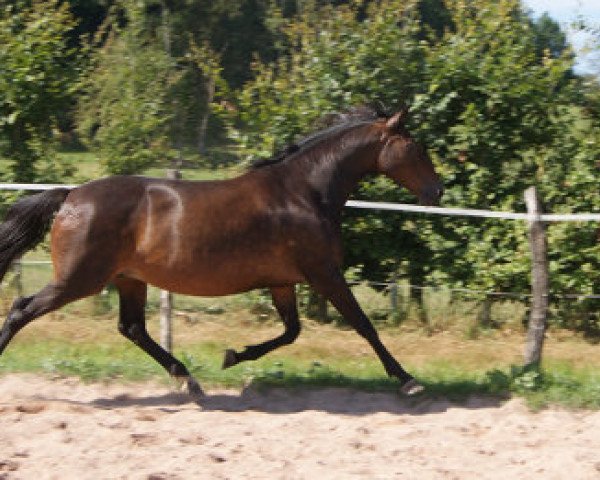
[{"x1": 0, "y1": 374, "x2": 599, "y2": 479}]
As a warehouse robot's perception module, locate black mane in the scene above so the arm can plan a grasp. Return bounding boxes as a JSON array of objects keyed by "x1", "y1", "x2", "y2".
[{"x1": 250, "y1": 104, "x2": 391, "y2": 170}]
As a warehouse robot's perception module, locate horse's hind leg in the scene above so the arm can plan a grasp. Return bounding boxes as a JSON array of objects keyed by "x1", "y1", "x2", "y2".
[
  {"x1": 222, "y1": 286, "x2": 300, "y2": 368},
  {"x1": 113, "y1": 276, "x2": 203, "y2": 397},
  {"x1": 0, "y1": 283, "x2": 81, "y2": 354}
]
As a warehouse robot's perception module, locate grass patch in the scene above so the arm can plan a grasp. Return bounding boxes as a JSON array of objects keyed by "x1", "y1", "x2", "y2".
[{"x1": 1, "y1": 329, "x2": 600, "y2": 409}]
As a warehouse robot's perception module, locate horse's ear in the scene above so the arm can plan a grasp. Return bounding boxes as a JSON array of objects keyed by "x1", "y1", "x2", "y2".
[{"x1": 386, "y1": 107, "x2": 409, "y2": 131}]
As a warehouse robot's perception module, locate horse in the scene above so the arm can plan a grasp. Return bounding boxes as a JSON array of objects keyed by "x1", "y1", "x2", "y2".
[{"x1": 0, "y1": 106, "x2": 443, "y2": 397}]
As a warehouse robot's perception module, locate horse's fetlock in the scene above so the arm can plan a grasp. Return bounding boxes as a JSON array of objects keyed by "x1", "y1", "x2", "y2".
[
  {"x1": 7, "y1": 310, "x2": 24, "y2": 327},
  {"x1": 169, "y1": 362, "x2": 189, "y2": 378},
  {"x1": 10, "y1": 295, "x2": 32, "y2": 312},
  {"x1": 282, "y1": 327, "x2": 300, "y2": 345}
]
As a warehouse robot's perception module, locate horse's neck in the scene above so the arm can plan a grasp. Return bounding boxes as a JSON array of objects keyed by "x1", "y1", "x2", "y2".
[{"x1": 302, "y1": 137, "x2": 380, "y2": 215}]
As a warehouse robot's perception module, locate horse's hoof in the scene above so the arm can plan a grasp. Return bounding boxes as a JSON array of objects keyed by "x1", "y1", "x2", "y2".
[
  {"x1": 399, "y1": 379, "x2": 425, "y2": 396},
  {"x1": 186, "y1": 376, "x2": 205, "y2": 398},
  {"x1": 222, "y1": 349, "x2": 238, "y2": 369},
  {"x1": 174, "y1": 376, "x2": 204, "y2": 398}
]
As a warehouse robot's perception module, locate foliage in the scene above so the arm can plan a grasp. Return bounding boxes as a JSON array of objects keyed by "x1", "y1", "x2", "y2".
[
  {"x1": 229, "y1": 0, "x2": 599, "y2": 321},
  {"x1": 0, "y1": 0, "x2": 79, "y2": 182},
  {"x1": 77, "y1": 1, "x2": 177, "y2": 174},
  {"x1": 0, "y1": 0, "x2": 598, "y2": 329},
  {"x1": 412, "y1": 0, "x2": 577, "y2": 294},
  {"x1": 232, "y1": 0, "x2": 425, "y2": 160}
]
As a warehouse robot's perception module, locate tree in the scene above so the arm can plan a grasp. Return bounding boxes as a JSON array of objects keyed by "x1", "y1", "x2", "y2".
[
  {"x1": 77, "y1": 1, "x2": 177, "y2": 174},
  {"x1": 408, "y1": 1, "x2": 567, "y2": 289},
  {"x1": 0, "y1": 0, "x2": 79, "y2": 182},
  {"x1": 229, "y1": 0, "x2": 598, "y2": 326}
]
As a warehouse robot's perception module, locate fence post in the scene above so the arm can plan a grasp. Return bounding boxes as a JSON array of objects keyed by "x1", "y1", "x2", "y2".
[
  {"x1": 160, "y1": 289, "x2": 173, "y2": 353},
  {"x1": 389, "y1": 273, "x2": 399, "y2": 314},
  {"x1": 524, "y1": 186, "x2": 549, "y2": 366},
  {"x1": 477, "y1": 294, "x2": 492, "y2": 328},
  {"x1": 13, "y1": 259, "x2": 23, "y2": 298},
  {"x1": 159, "y1": 169, "x2": 181, "y2": 352}
]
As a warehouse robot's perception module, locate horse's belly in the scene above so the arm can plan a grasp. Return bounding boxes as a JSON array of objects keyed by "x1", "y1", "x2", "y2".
[{"x1": 123, "y1": 255, "x2": 305, "y2": 296}]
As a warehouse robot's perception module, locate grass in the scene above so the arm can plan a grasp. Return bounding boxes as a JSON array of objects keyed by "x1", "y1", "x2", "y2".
[{"x1": 1, "y1": 300, "x2": 599, "y2": 409}]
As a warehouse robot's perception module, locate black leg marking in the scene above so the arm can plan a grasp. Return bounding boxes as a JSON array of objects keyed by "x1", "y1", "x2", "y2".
[
  {"x1": 0, "y1": 286, "x2": 72, "y2": 355},
  {"x1": 223, "y1": 286, "x2": 300, "y2": 368},
  {"x1": 114, "y1": 277, "x2": 203, "y2": 397},
  {"x1": 306, "y1": 266, "x2": 416, "y2": 388}
]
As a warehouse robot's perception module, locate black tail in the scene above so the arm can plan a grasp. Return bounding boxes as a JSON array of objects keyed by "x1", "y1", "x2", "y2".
[{"x1": 0, "y1": 188, "x2": 71, "y2": 282}]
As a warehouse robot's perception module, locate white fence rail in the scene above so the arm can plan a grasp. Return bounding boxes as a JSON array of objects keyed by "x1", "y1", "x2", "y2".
[{"x1": 346, "y1": 200, "x2": 600, "y2": 222}]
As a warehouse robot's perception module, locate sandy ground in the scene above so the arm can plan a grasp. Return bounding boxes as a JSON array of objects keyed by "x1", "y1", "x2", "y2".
[{"x1": 0, "y1": 374, "x2": 599, "y2": 480}]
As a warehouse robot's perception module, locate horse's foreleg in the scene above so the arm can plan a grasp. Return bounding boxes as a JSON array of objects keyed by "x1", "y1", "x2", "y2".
[
  {"x1": 306, "y1": 267, "x2": 423, "y2": 395},
  {"x1": 113, "y1": 277, "x2": 203, "y2": 398},
  {"x1": 222, "y1": 285, "x2": 300, "y2": 369}
]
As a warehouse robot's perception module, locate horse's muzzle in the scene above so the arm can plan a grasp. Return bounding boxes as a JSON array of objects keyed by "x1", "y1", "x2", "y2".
[{"x1": 419, "y1": 185, "x2": 444, "y2": 207}]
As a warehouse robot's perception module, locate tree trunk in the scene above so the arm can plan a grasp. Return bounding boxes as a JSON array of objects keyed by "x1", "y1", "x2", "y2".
[{"x1": 197, "y1": 76, "x2": 215, "y2": 155}]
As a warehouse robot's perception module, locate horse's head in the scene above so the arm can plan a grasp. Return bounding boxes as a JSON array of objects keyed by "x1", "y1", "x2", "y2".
[{"x1": 376, "y1": 109, "x2": 443, "y2": 206}]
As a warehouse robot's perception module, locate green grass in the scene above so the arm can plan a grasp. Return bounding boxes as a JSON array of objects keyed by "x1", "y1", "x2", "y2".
[{"x1": 1, "y1": 334, "x2": 599, "y2": 410}]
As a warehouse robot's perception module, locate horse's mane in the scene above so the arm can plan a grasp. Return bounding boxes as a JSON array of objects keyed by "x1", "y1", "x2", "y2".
[{"x1": 250, "y1": 104, "x2": 391, "y2": 170}]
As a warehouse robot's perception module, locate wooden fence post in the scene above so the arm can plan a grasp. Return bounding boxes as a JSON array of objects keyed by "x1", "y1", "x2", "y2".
[
  {"x1": 524, "y1": 186, "x2": 549, "y2": 366},
  {"x1": 307, "y1": 289, "x2": 328, "y2": 322},
  {"x1": 389, "y1": 273, "x2": 399, "y2": 314},
  {"x1": 160, "y1": 169, "x2": 181, "y2": 352},
  {"x1": 160, "y1": 289, "x2": 173, "y2": 353},
  {"x1": 13, "y1": 259, "x2": 23, "y2": 298},
  {"x1": 477, "y1": 294, "x2": 492, "y2": 328}
]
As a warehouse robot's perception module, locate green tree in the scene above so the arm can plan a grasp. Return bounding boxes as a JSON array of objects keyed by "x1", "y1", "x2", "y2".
[
  {"x1": 77, "y1": 1, "x2": 177, "y2": 174},
  {"x1": 0, "y1": 0, "x2": 79, "y2": 182},
  {"x1": 410, "y1": 0, "x2": 576, "y2": 293},
  {"x1": 233, "y1": 0, "x2": 425, "y2": 159},
  {"x1": 230, "y1": 0, "x2": 598, "y2": 326}
]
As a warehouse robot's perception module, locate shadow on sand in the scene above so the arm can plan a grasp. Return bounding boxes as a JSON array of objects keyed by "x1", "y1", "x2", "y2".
[{"x1": 85, "y1": 379, "x2": 507, "y2": 416}]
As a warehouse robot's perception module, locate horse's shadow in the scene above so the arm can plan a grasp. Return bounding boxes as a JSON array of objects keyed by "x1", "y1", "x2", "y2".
[{"x1": 84, "y1": 382, "x2": 506, "y2": 416}]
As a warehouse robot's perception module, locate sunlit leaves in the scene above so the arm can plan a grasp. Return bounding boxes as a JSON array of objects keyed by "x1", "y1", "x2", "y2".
[{"x1": 0, "y1": 0, "x2": 80, "y2": 182}]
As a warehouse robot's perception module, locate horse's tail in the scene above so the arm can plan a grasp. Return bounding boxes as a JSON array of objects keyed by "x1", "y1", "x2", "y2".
[{"x1": 0, "y1": 188, "x2": 72, "y2": 282}]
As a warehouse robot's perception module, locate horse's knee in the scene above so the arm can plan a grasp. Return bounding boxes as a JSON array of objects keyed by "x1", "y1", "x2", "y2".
[{"x1": 2, "y1": 310, "x2": 25, "y2": 334}]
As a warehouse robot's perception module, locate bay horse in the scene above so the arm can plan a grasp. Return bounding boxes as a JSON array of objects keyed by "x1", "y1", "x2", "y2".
[{"x1": 0, "y1": 106, "x2": 443, "y2": 397}]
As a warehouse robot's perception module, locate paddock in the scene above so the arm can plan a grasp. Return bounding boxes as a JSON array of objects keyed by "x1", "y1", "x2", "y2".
[{"x1": 1, "y1": 374, "x2": 599, "y2": 479}]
